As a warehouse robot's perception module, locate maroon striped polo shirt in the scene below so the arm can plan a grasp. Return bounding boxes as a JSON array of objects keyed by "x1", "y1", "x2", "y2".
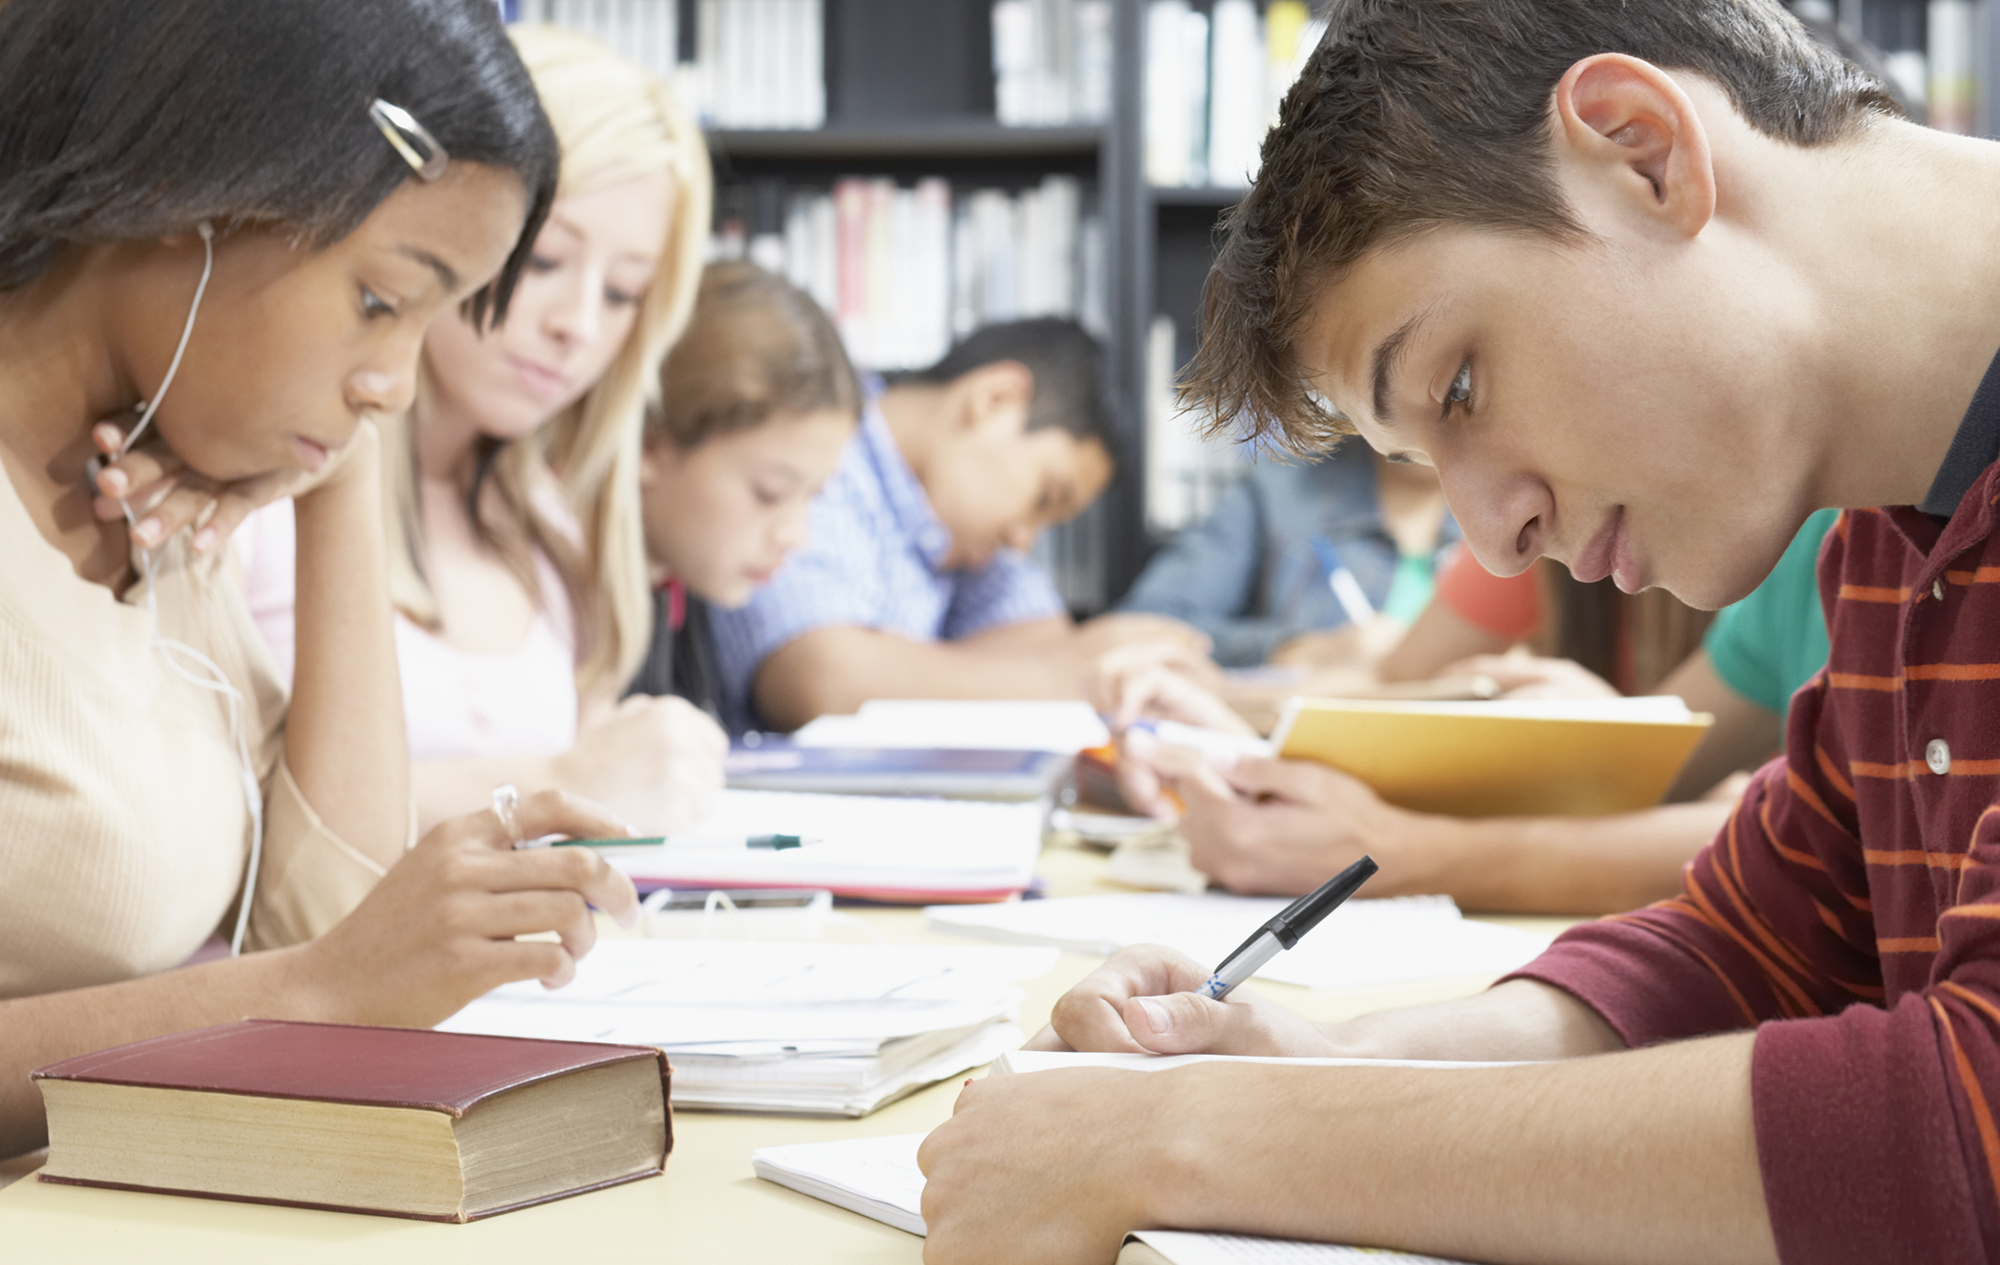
[{"x1": 1515, "y1": 456, "x2": 2000, "y2": 1257}]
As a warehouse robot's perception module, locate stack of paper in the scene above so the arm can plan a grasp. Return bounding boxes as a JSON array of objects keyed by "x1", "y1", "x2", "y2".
[
  {"x1": 791, "y1": 699, "x2": 1110, "y2": 754},
  {"x1": 607, "y1": 789, "x2": 1047, "y2": 903},
  {"x1": 927, "y1": 893, "x2": 1553, "y2": 989},
  {"x1": 438, "y1": 939, "x2": 1058, "y2": 1116}
]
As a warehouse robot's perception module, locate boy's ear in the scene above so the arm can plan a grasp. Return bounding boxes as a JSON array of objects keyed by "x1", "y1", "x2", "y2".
[
  {"x1": 954, "y1": 360, "x2": 1036, "y2": 435},
  {"x1": 1552, "y1": 53, "x2": 1716, "y2": 240}
]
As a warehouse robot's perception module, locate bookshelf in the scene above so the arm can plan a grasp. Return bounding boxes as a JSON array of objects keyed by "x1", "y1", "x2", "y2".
[
  {"x1": 698, "y1": 0, "x2": 1150, "y2": 613},
  {"x1": 514, "y1": 0, "x2": 1997, "y2": 614}
]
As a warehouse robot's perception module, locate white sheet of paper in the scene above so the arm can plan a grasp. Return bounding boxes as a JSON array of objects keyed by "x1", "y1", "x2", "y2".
[
  {"x1": 927, "y1": 893, "x2": 1552, "y2": 990},
  {"x1": 792, "y1": 699, "x2": 1110, "y2": 753},
  {"x1": 436, "y1": 939, "x2": 1060, "y2": 1050},
  {"x1": 1128, "y1": 1230, "x2": 1486, "y2": 1264},
  {"x1": 746, "y1": 1137, "x2": 1491, "y2": 1260},
  {"x1": 752, "y1": 1132, "x2": 928, "y2": 1235}
]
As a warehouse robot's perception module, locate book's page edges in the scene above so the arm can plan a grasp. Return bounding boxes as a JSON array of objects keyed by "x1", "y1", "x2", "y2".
[{"x1": 35, "y1": 1165, "x2": 663, "y2": 1223}]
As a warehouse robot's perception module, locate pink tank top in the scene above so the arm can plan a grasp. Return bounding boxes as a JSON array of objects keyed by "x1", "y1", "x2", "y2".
[{"x1": 235, "y1": 500, "x2": 579, "y2": 762}]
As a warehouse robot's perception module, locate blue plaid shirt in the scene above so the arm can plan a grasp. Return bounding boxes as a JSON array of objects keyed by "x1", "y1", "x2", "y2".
[{"x1": 709, "y1": 387, "x2": 1067, "y2": 733}]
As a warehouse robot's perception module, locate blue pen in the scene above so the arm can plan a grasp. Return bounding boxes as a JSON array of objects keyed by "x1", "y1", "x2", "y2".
[
  {"x1": 1199, "y1": 856, "x2": 1379, "y2": 999},
  {"x1": 1311, "y1": 535, "x2": 1377, "y2": 626}
]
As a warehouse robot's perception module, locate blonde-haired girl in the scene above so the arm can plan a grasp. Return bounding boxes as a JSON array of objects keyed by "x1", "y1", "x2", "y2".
[{"x1": 240, "y1": 24, "x2": 724, "y2": 834}]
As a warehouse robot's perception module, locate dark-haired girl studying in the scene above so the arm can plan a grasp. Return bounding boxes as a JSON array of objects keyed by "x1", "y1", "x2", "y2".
[{"x1": 0, "y1": 0, "x2": 640, "y2": 1158}]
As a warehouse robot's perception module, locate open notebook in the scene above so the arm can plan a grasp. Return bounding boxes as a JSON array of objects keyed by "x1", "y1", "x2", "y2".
[
  {"x1": 752, "y1": 1051, "x2": 1509, "y2": 1257},
  {"x1": 928, "y1": 892, "x2": 1552, "y2": 990},
  {"x1": 604, "y1": 789, "x2": 1046, "y2": 902},
  {"x1": 790, "y1": 698, "x2": 1111, "y2": 753}
]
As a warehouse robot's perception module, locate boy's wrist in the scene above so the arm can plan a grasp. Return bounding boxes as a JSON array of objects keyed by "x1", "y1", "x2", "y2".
[
  {"x1": 1139, "y1": 1064, "x2": 1331, "y2": 1228},
  {"x1": 1378, "y1": 807, "x2": 1465, "y2": 896}
]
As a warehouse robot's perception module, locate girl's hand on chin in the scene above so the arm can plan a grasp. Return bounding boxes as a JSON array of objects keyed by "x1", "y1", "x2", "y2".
[{"x1": 90, "y1": 418, "x2": 377, "y2": 555}]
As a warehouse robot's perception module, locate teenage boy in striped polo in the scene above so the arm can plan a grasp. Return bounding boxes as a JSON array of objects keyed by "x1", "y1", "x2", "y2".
[{"x1": 916, "y1": 1, "x2": 2000, "y2": 1262}]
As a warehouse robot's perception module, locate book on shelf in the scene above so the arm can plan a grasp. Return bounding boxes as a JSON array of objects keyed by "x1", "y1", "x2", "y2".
[
  {"x1": 1927, "y1": 0, "x2": 1979, "y2": 135},
  {"x1": 33, "y1": 1021, "x2": 670, "y2": 1222},
  {"x1": 992, "y1": 0, "x2": 1114, "y2": 127},
  {"x1": 508, "y1": 0, "x2": 679, "y2": 82},
  {"x1": 1144, "y1": 0, "x2": 1325, "y2": 190},
  {"x1": 719, "y1": 173, "x2": 1101, "y2": 373},
  {"x1": 1145, "y1": 313, "x2": 1246, "y2": 533},
  {"x1": 516, "y1": 0, "x2": 825, "y2": 130}
]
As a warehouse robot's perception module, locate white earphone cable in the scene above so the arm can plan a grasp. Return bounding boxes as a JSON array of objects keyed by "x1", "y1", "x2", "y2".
[{"x1": 112, "y1": 222, "x2": 266, "y2": 956}]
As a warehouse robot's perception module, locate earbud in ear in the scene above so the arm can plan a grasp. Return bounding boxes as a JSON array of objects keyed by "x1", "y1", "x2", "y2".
[{"x1": 196, "y1": 220, "x2": 215, "y2": 242}]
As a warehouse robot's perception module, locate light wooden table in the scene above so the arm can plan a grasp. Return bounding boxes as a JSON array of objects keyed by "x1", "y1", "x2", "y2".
[{"x1": 0, "y1": 840, "x2": 1572, "y2": 1264}]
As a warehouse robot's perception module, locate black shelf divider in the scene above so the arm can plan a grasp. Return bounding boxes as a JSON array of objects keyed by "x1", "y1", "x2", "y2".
[
  {"x1": 1149, "y1": 184, "x2": 1250, "y2": 208},
  {"x1": 708, "y1": 123, "x2": 1104, "y2": 162}
]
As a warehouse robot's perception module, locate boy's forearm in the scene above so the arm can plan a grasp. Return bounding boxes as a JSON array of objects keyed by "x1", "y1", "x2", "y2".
[
  {"x1": 1328, "y1": 978, "x2": 1626, "y2": 1063},
  {"x1": 1151, "y1": 1031, "x2": 1774, "y2": 1265},
  {"x1": 1394, "y1": 800, "x2": 1727, "y2": 915},
  {"x1": 286, "y1": 431, "x2": 410, "y2": 866},
  {"x1": 753, "y1": 627, "x2": 1086, "y2": 730}
]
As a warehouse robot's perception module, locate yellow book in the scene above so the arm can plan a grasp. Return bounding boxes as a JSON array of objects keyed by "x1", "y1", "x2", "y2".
[{"x1": 1270, "y1": 696, "x2": 1713, "y2": 817}]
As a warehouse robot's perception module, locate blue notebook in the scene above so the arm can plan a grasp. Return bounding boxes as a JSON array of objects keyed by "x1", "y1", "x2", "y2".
[{"x1": 724, "y1": 742, "x2": 1070, "y2": 801}]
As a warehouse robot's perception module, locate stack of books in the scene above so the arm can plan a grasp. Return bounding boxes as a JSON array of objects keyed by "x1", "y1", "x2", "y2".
[
  {"x1": 1144, "y1": 0, "x2": 1324, "y2": 189},
  {"x1": 437, "y1": 939, "x2": 1059, "y2": 1116},
  {"x1": 508, "y1": 0, "x2": 826, "y2": 130},
  {"x1": 991, "y1": 0, "x2": 1114, "y2": 127},
  {"x1": 723, "y1": 174, "x2": 1100, "y2": 372}
]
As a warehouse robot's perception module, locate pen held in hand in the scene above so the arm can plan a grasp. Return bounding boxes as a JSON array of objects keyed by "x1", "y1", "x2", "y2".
[
  {"x1": 514, "y1": 834, "x2": 821, "y2": 851},
  {"x1": 1198, "y1": 855, "x2": 1379, "y2": 1000}
]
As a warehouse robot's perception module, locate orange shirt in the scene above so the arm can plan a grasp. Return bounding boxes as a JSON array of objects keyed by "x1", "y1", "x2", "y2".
[{"x1": 1433, "y1": 547, "x2": 1539, "y2": 642}]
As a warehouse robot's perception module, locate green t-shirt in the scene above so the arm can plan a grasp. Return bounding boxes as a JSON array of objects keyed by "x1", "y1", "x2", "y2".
[{"x1": 1702, "y1": 508, "x2": 1840, "y2": 715}]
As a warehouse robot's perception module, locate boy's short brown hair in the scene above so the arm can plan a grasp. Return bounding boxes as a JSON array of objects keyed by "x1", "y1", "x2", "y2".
[{"x1": 1186, "y1": 0, "x2": 1897, "y2": 454}]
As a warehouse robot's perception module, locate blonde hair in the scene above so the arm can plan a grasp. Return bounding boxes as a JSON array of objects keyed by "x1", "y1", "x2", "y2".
[{"x1": 383, "y1": 23, "x2": 712, "y2": 695}]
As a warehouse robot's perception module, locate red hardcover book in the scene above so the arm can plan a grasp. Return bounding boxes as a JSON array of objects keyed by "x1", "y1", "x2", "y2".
[{"x1": 32, "y1": 1019, "x2": 671, "y2": 1222}]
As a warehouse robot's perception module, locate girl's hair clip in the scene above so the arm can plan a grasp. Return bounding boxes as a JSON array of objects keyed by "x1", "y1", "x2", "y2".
[{"x1": 368, "y1": 98, "x2": 449, "y2": 182}]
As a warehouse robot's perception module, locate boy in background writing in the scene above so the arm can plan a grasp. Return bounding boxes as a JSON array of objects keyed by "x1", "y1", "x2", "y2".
[
  {"x1": 916, "y1": 0, "x2": 2000, "y2": 1261},
  {"x1": 710, "y1": 318, "x2": 1198, "y2": 733}
]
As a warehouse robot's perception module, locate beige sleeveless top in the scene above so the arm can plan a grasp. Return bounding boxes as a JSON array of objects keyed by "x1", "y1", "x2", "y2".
[{"x1": 0, "y1": 471, "x2": 389, "y2": 1000}]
